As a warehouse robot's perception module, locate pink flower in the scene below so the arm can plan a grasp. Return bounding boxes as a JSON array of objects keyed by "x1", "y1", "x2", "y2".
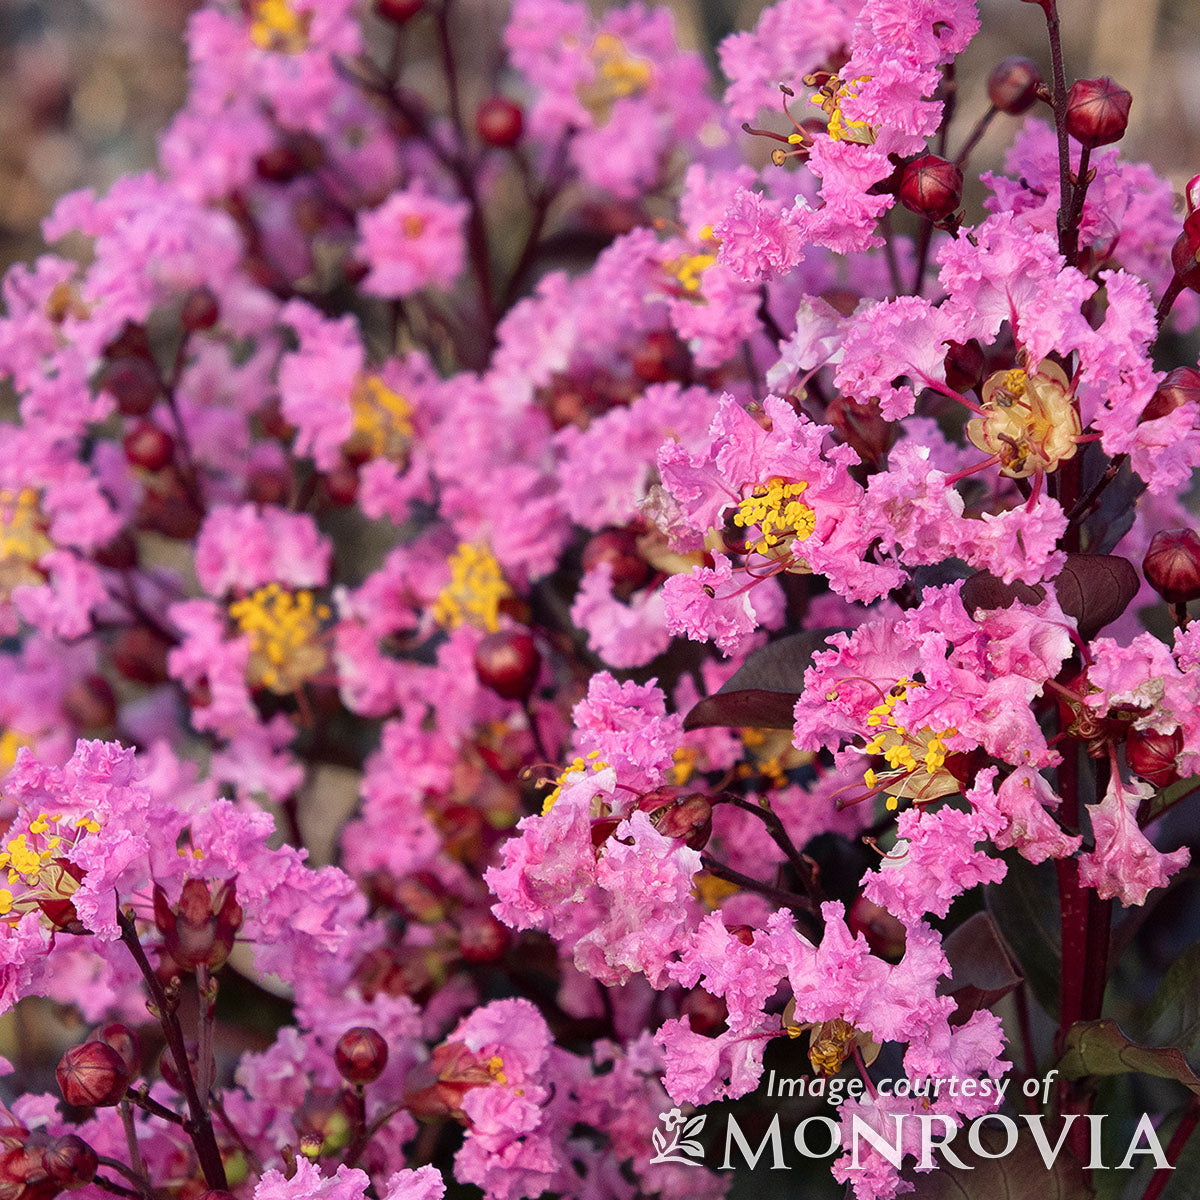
[
  {"x1": 714, "y1": 189, "x2": 805, "y2": 283},
  {"x1": 194, "y1": 504, "x2": 331, "y2": 595},
  {"x1": 358, "y1": 188, "x2": 468, "y2": 299},
  {"x1": 967, "y1": 767, "x2": 1082, "y2": 863},
  {"x1": 570, "y1": 564, "x2": 670, "y2": 669}
]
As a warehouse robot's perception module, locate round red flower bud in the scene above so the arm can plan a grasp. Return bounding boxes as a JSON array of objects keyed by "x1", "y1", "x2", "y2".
[
  {"x1": 255, "y1": 145, "x2": 305, "y2": 183},
  {"x1": 475, "y1": 97, "x2": 523, "y2": 148},
  {"x1": 632, "y1": 330, "x2": 689, "y2": 384},
  {"x1": 457, "y1": 908, "x2": 512, "y2": 964},
  {"x1": 247, "y1": 465, "x2": 292, "y2": 506},
  {"x1": 1126, "y1": 726, "x2": 1183, "y2": 789},
  {"x1": 1144, "y1": 529, "x2": 1200, "y2": 605},
  {"x1": 376, "y1": 0, "x2": 423, "y2": 23},
  {"x1": 473, "y1": 630, "x2": 541, "y2": 700},
  {"x1": 987, "y1": 56, "x2": 1042, "y2": 115},
  {"x1": 91, "y1": 1024, "x2": 142, "y2": 1077},
  {"x1": 321, "y1": 462, "x2": 359, "y2": 507},
  {"x1": 848, "y1": 895, "x2": 907, "y2": 960},
  {"x1": 56, "y1": 1041, "x2": 131, "y2": 1108},
  {"x1": 725, "y1": 924, "x2": 755, "y2": 946},
  {"x1": 110, "y1": 626, "x2": 172, "y2": 685},
  {"x1": 334, "y1": 1027, "x2": 389, "y2": 1086},
  {"x1": 123, "y1": 422, "x2": 174, "y2": 472},
  {"x1": 944, "y1": 339, "x2": 985, "y2": 393},
  {"x1": 898, "y1": 155, "x2": 963, "y2": 222},
  {"x1": 158, "y1": 1043, "x2": 199, "y2": 1094},
  {"x1": 1171, "y1": 232, "x2": 1200, "y2": 293},
  {"x1": 98, "y1": 357, "x2": 160, "y2": 417},
  {"x1": 1141, "y1": 367, "x2": 1200, "y2": 423},
  {"x1": 681, "y1": 987, "x2": 728, "y2": 1036},
  {"x1": 581, "y1": 528, "x2": 652, "y2": 599},
  {"x1": 181, "y1": 287, "x2": 219, "y2": 332},
  {"x1": 1065, "y1": 77, "x2": 1132, "y2": 148},
  {"x1": 43, "y1": 1135, "x2": 98, "y2": 1188}
]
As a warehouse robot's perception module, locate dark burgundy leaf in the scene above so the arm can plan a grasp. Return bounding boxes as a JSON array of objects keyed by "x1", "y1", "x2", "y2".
[
  {"x1": 941, "y1": 911, "x2": 1023, "y2": 1026},
  {"x1": 682, "y1": 629, "x2": 841, "y2": 731}
]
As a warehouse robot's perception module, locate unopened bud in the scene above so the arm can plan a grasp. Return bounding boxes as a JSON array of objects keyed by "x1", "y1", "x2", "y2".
[
  {"x1": 475, "y1": 97, "x2": 523, "y2": 148},
  {"x1": 652, "y1": 793, "x2": 713, "y2": 850},
  {"x1": 581, "y1": 529, "x2": 652, "y2": 599},
  {"x1": 632, "y1": 331, "x2": 689, "y2": 384},
  {"x1": 43, "y1": 1135, "x2": 98, "y2": 1189},
  {"x1": 1143, "y1": 529, "x2": 1200, "y2": 604},
  {"x1": 123, "y1": 422, "x2": 174, "y2": 473},
  {"x1": 56, "y1": 1041, "x2": 130, "y2": 1108},
  {"x1": 376, "y1": 0, "x2": 423, "y2": 22},
  {"x1": 898, "y1": 155, "x2": 962, "y2": 222},
  {"x1": 944, "y1": 340, "x2": 986, "y2": 393},
  {"x1": 473, "y1": 630, "x2": 541, "y2": 701},
  {"x1": 681, "y1": 987, "x2": 728, "y2": 1035},
  {"x1": 1126, "y1": 726, "x2": 1183, "y2": 789},
  {"x1": 334, "y1": 1027, "x2": 389, "y2": 1086},
  {"x1": 153, "y1": 879, "x2": 244, "y2": 972},
  {"x1": 181, "y1": 287, "x2": 219, "y2": 332},
  {"x1": 987, "y1": 56, "x2": 1042, "y2": 115},
  {"x1": 91, "y1": 1024, "x2": 142, "y2": 1077},
  {"x1": 1065, "y1": 77, "x2": 1132, "y2": 148},
  {"x1": 1141, "y1": 367, "x2": 1200, "y2": 423},
  {"x1": 457, "y1": 909, "x2": 511, "y2": 964},
  {"x1": 98, "y1": 357, "x2": 160, "y2": 417}
]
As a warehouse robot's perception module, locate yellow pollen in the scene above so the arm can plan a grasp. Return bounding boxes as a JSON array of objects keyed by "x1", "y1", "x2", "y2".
[
  {"x1": 692, "y1": 871, "x2": 739, "y2": 910},
  {"x1": 349, "y1": 375, "x2": 414, "y2": 461},
  {"x1": 578, "y1": 32, "x2": 652, "y2": 124},
  {"x1": 539, "y1": 755, "x2": 610, "y2": 816},
  {"x1": 229, "y1": 584, "x2": 330, "y2": 694},
  {"x1": 432, "y1": 542, "x2": 511, "y2": 634},
  {"x1": 671, "y1": 746, "x2": 699, "y2": 786},
  {"x1": 401, "y1": 215, "x2": 426, "y2": 239},
  {"x1": 0, "y1": 489, "x2": 53, "y2": 599},
  {"x1": 0, "y1": 889, "x2": 11, "y2": 916},
  {"x1": 0, "y1": 730, "x2": 33, "y2": 775},
  {"x1": 966, "y1": 360, "x2": 1080, "y2": 480},
  {"x1": 811, "y1": 76, "x2": 876, "y2": 145},
  {"x1": 808, "y1": 1018, "x2": 858, "y2": 1075},
  {"x1": 731, "y1": 478, "x2": 815, "y2": 557},
  {"x1": 249, "y1": 0, "x2": 309, "y2": 52},
  {"x1": 486, "y1": 1056, "x2": 507, "y2": 1085}
]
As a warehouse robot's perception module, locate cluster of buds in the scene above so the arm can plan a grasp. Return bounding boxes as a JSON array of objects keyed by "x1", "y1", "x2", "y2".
[{"x1": 0, "y1": 1128, "x2": 97, "y2": 1200}]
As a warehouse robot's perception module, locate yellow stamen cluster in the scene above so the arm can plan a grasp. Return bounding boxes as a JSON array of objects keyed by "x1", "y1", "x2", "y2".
[
  {"x1": 670, "y1": 746, "x2": 699, "y2": 787},
  {"x1": 539, "y1": 751, "x2": 610, "y2": 816},
  {"x1": 578, "y1": 32, "x2": 652, "y2": 124},
  {"x1": 0, "y1": 489, "x2": 52, "y2": 598},
  {"x1": 732, "y1": 477, "x2": 815, "y2": 556},
  {"x1": 810, "y1": 76, "x2": 876, "y2": 145},
  {"x1": 0, "y1": 730, "x2": 33, "y2": 775},
  {"x1": 229, "y1": 584, "x2": 330, "y2": 694},
  {"x1": 859, "y1": 679, "x2": 959, "y2": 809},
  {"x1": 250, "y1": 0, "x2": 309, "y2": 52},
  {"x1": 692, "y1": 871, "x2": 739, "y2": 910},
  {"x1": 433, "y1": 542, "x2": 512, "y2": 633},
  {"x1": 486, "y1": 1055, "x2": 507, "y2": 1085},
  {"x1": 348, "y1": 375, "x2": 414, "y2": 462},
  {"x1": 0, "y1": 812, "x2": 95, "y2": 919},
  {"x1": 966, "y1": 360, "x2": 1081, "y2": 480},
  {"x1": 665, "y1": 225, "x2": 721, "y2": 294},
  {"x1": 808, "y1": 1018, "x2": 858, "y2": 1076}
]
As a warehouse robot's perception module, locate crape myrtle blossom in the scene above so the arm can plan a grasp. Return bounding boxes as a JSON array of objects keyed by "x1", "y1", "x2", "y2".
[{"x1": 4, "y1": 0, "x2": 1200, "y2": 1197}]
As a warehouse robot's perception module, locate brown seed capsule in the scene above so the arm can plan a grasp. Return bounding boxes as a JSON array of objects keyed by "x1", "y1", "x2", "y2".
[
  {"x1": 1143, "y1": 529, "x2": 1200, "y2": 604},
  {"x1": 898, "y1": 154, "x2": 963, "y2": 222},
  {"x1": 334, "y1": 1027, "x2": 389, "y2": 1086},
  {"x1": 475, "y1": 97, "x2": 523, "y2": 148},
  {"x1": 1126, "y1": 726, "x2": 1183, "y2": 789},
  {"x1": 1065, "y1": 77, "x2": 1132, "y2": 148},
  {"x1": 987, "y1": 56, "x2": 1042, "y2": 115},
  {"x1": 473, "y1": 631, "x2": 541, "y2": 701},
  {"x1": 56, "y1": 1041, "x2": 131, "y2": 1108}
]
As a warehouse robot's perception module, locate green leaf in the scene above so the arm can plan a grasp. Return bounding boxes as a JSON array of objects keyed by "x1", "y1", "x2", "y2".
[
  {"x1": 1144, "y1": 944, "x2": 1200, "y2": 1062},
  {"x1": 984, "y1": 853, "x2": 1061, "y2": 1019},
  {"x1": 1058, "y1": 1019, "x2": 1200, "y2": 1095},
  {"x1": 682, "y1": 629, "x2": 841, "y2": 731}
]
